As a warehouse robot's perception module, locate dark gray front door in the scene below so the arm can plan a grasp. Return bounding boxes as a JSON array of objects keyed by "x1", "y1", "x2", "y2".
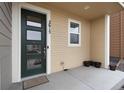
[{"x1": 21, "y1": 9, "x2": 47, "y2": 78}]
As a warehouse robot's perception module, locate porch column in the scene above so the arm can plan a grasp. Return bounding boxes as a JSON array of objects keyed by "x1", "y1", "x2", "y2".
[{"x1": 104, "y1": 15, "x2": 110, "y2": 68}]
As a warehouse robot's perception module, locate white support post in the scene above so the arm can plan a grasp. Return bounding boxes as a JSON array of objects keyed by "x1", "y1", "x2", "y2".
[{"x1": 104, "y1": 15, "x2": 110, "y2": 69}]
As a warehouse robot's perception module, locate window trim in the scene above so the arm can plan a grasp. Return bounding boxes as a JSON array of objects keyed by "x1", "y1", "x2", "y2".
[{"x1": 68, "y1": 18, "x2": 81, "y2": 47}]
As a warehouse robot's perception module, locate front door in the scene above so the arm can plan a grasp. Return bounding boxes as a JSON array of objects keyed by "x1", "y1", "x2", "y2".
[{"x1": 21, "y1": 9, "x2": 46, "y2": 78}]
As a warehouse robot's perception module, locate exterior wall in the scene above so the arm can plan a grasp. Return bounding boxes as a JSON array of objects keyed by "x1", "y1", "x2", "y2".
[
  {"x1": 32, "y1": 3, "x2": 91, "y2": 73},
  {"x1": 121, "y1": 10, "x2": 124, "y2": 59},
  {"x1": 110, "y1": 10, "x2": 124, "y2": 59},
  {"x1": 90, "y1": 17, "x2": 105, "y2": 67},
  {"x1": 51, "y1": 9, "x2": 91, "y2": 73},
  {"x1": 110, "y1": 12, "x2": 121, "y2": 58},
  {"x1": 0, "y1": 3, "x2": 12, "y2": 89}
]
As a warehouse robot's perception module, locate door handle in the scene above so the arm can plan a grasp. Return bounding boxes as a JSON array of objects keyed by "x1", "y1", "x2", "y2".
[{"x1": 47, "y1": 46, "x2": 49, "y2": 49}]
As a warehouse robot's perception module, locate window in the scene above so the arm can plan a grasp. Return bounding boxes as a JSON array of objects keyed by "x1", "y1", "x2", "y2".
[{"x1": 68, "y1": 19, "x2": 81, "y2": 47}]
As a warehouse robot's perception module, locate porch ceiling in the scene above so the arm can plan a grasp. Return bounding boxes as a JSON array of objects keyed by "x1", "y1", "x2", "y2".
[{"x1": 34, "y1": 2, "x2": 123, "y2": 20}]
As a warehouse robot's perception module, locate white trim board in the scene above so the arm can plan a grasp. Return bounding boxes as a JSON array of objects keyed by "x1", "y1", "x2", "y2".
[{"x1": 12, "y1": 3, "x2": 51, "y2": 82}]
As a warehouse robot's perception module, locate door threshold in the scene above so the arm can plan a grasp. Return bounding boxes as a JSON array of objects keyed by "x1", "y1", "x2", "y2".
[{"x1": 21, "y1": 73, "x2": 47, "y2": 81}]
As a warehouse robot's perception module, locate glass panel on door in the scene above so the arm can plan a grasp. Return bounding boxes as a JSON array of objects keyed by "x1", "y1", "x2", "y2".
[
  {"x1": 27, "y1": 30, "x2": 41, "y2": 41},
  {"x1": 27, "y1": 57, "x2": 42, "y2": 70},
  {"x1": 26, "y1": 45, "x2": 41, "y2": 55}
]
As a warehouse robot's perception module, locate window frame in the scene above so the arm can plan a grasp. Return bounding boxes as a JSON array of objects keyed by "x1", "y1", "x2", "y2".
[{"x1": 68, "y1": 18, "x2": 81, "y2": 47}]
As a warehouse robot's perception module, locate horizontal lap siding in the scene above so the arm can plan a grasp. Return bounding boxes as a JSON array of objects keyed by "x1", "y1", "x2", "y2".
[
  {"x1": 121, "y1": 11, "x2": 124, "y2": 59},
  {"x1": 110, "y1": 12, "x2": 121, "y2": 58},
  {"x1": 0, "y1": 21, "x2": 11, "y2": 40},
  {"x1": 110, "y1": 10, "x2": 124, "y2": 59},
  {"x1": 0, "y1": 2, "x2": 12, "y2": 89},
  {"x1": 91, "y1": 17, "x2": 105, "y2": 67},
  {"x1": 0, "y1": 3, "x2": 11, "y2": 26}
]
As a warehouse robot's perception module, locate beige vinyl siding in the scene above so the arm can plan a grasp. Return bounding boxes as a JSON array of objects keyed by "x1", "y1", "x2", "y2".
[
  {"x1": 90, "y1": 17, "x2": 105, "y2": 67},
  {"x1": 31, "y1": 3, "x2": 91, "y2": 73},
  {"x1": 0, "y1": 2, "x2": 12, "y2": 89},
  {"x1": 51, "y1": 10, "x2": 91, "y2": 72}
]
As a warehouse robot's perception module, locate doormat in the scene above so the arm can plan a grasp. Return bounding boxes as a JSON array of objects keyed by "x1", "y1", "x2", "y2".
[{"x1": 22, "y1": 76, "x2": 49, "y2": 89}]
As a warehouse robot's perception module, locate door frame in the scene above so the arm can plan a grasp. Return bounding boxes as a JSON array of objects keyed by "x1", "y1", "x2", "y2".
[{"x1": 12, "y1": 3, "x2": 51, "y2": 82}]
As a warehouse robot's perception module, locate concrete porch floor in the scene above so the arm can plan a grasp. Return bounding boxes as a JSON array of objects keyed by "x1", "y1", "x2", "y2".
[{"x1": 9, "y1": 66, "x2": 124, "y2": 90}]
